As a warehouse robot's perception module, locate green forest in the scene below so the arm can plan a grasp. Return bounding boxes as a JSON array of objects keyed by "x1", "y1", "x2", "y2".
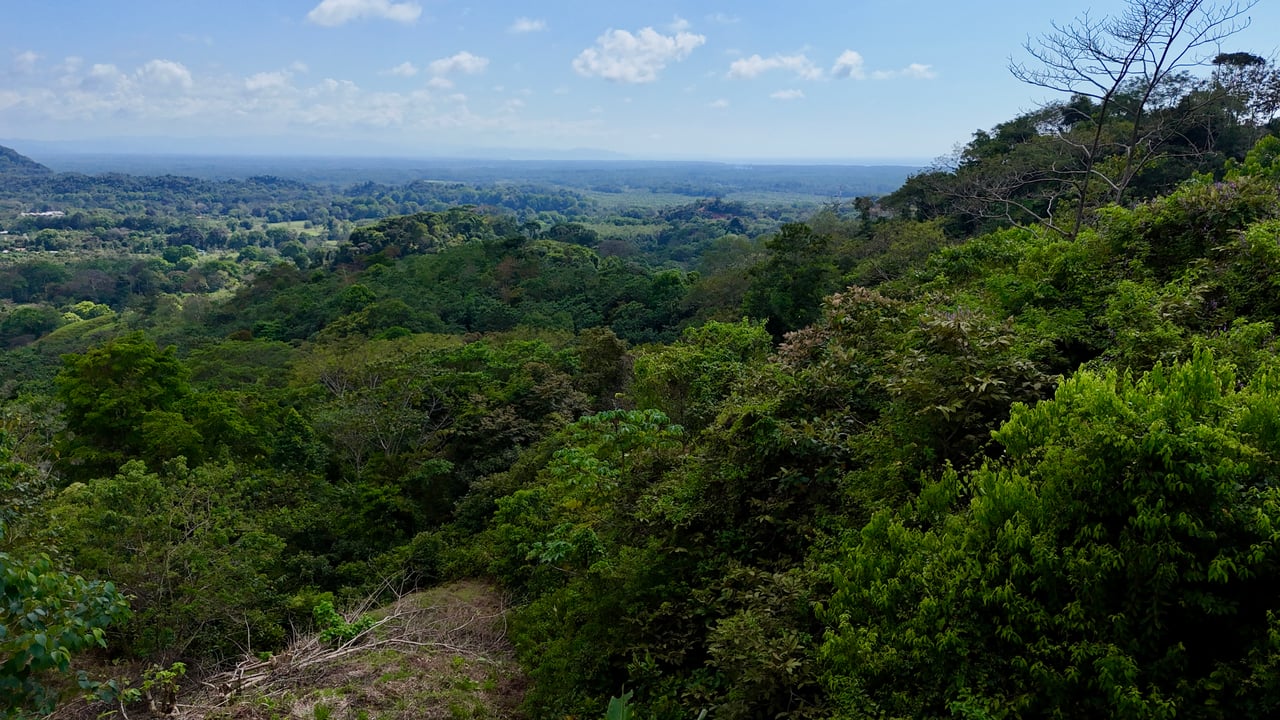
[{"x1": 4, "y1": 3, "x2": 1280, "y2": 718}]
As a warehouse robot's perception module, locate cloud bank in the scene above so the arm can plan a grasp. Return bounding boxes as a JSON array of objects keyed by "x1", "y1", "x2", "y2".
[{"x1": 573, "y1": 27, "x2": 706, "y2": 84}]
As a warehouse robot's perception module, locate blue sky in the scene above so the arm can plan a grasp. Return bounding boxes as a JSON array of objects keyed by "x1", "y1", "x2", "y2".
[{"x1": 3, "y1": 0, "x2": 1277, "y2": 161}]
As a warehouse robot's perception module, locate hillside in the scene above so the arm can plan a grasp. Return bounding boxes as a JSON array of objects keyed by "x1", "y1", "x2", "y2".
[
  {"x1": 0, "y1": 145, "x2": 52, "y2": 176},
  {"x1": 4, "y1": 3, "x2": 1280, "y2": 717}
]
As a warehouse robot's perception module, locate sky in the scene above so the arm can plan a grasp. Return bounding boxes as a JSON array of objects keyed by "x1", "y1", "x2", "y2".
[{"x1": 2, "y1": 0, "x2": 1278, "y2": 162}]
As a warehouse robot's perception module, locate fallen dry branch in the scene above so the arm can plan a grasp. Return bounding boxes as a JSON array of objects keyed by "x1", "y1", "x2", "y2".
[{"x1": 168, "y1": 582, "x2": 513, "y2": 719}]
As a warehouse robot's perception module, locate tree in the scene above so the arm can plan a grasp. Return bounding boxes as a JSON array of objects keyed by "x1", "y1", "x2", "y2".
[
  {"x1": 300, "y1": 338, "x2": 454, "y2": 478},
  {"x1": 1010, "y1": 0, "x2": 1257, "y2": 236},
  {"x1": 824, "y1": 351, "x2": 1280, "y2": 717},
  {"x1": 1211, "y1": 52, "x2": 1280, "y2": 134},
  {"x1": 631, "y1": 320, "x2": 771, "y2": 432},
  {"x1": 55, "y1": 332, "x2": 200, "y2": 478},
  {"x1": 1, "y1": 538, "x2": 129, "y2": 715},
  {"x1": 50, "y1": 459, "x2": 285, "y2": 662},
  {"x1": 743, "y1": 224, "x2": 837, "y2": 337},
  {"x1": 0, "y1": 306, "x2": 64, "y2": 347},
  {"x1": 1, "y1": 438, "x2": 128, "y2": 716},
  {"x1": 572, "y1": 327, "x2": 631, "y2": 410},
  {"x1": 489, "y1": 410, "x2": 687, "y2": 717}
]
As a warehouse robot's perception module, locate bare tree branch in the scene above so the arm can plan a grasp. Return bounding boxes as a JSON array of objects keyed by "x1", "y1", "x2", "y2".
[{"x1": 1008, "y1": 0, "x2": 1258, "y2": 236}]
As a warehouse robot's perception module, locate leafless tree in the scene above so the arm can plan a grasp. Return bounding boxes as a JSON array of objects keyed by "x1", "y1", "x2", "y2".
[{"x1": 1010, "y1": 0, "x2": 1258, "y2": 237}]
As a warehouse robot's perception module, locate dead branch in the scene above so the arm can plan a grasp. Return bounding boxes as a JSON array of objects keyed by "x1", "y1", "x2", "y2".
[{"x1": 168, "y1": 584, "x2": 512, "y2": 719}]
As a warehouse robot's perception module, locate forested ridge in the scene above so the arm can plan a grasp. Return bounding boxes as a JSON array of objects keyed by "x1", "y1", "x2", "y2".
[{"x1": 6, "y1": 2, "x2": 1280, "y2": 718}]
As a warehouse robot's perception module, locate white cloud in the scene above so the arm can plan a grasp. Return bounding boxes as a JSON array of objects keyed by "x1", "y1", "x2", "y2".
[
  {"x1": 872, "y1": 63, "x2": 938, "y2": 80},
  {"x1": 832, "y1": 51, "x2": 934, "y2": 81},
  {"x1": 509, "y1": 17, "x2": 546, "y2": 33},
  {"x1": 707, "y1": 12, "x2": 741, "y2": 24},
  {"x1": 770, "y1": 89, "x2": 805, "y2": 100},
  {"x1": 137, "y1": 59, "x2": 193, "y2": 90},
  {"x1": 386, "y1": 61, "x2": 419, "y2": 77},
  {"x1": 428, "y1": 51, "x2": 489, "y2": 76},
  {"x1": 89, "y1": 63, "x2": 120, "y2": 80},
  {"x1": 708, "y1": 98, "x2": 729, "y2": 108},
  {"x1": 668, "y1": 16, "x2": 692, "y2": 32},
  {"x1": 245, "y1": 70, "x2": 293, "y2": 92},
  {"x1": 728, "y1": 53, "x2": 821, "y2": 80},
  {"x1": 831, "y1": 50, "x2": 866, "y2": 80},
  {"x1": 314, "y1": 78, "x2": 360, "y2": 95},
  {"x1": 906, "y1": 63, "x2": 937, "y2": 79},
  {"x1": 306, "y1": 0, "x2": 421, "y2": 27},
  {"x1": 242, "y1": 64, "x2": 312, "y2": 95},
  {"x1": 13, "y1": 51, "x2": 40, "y2": 73},
  {"x1": 573, "y1": 27, "x2": 706, "y2": 84},
  {"x1": 81, "y1": 62, "x2": 124, "y2": 91},
  {"x1": 426, "y1": 76, "x2": 454, "y2": 89}
]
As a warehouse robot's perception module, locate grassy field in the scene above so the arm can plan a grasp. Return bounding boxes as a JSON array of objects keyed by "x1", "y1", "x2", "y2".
[
  {"x1": 265, "y1": 219, "x2": 326, "y2": 236},
  {"x1": 579, "y1": 222, "x2": 667, "y2": 240}
]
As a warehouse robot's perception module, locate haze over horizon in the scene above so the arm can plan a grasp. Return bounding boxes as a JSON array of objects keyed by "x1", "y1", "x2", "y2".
[
  {"x1": 0, "y1": 136, "x2": 930, "y2": 166},
  {"x1": 4, "y1": 0, "x2": 1278, "y2": 162}
]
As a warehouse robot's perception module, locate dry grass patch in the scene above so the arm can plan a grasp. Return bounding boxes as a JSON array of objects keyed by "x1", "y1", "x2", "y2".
[{"x1": 58, "y1": 581, "x2": 524, "y2": 720}]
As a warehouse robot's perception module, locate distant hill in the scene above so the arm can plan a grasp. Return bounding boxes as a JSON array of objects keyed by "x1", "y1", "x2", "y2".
[{"x1": 0, "y1": 145, "x2": 52, "y2": 176}]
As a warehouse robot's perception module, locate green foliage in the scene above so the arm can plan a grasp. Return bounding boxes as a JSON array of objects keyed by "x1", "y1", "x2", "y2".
[
  {"x1": 743, "y1": 223, "x2": 837, "y2": 337},
  {"x1": 883, "y1": 302, "x2": 1051, "y2": 464},
  {"x1": 50, "y1": 459, "x2": 286, "y2": 661},
  {"x1": 210, "y1": 207, "x2": 703, "y2": 344},
  {"x1": 824, "y1": 351, "x2": 1280, "y2": 718},
  {"x1": 64, "y1": 301, "x2": 114, "y2": 321},
  {"x1": 884, "y1": 58, "x2": 1269, "y2": 238},
  {"x1": 490, "y1": 409, "x2": 685, "y2": 593},
  {"x1": 1103, "y1": 175, "x2": 1280, "y2": 279},
  {"x1": 485, "y1": 410, "x2": 693, "y2": 716},
  {"x1": 631, "y1": 319, "x2": 771, "y2": 432},
  {"x1": 0, "y1": 538, "x2": 129, "y2": 716},
  {"x1": 55, "y1": 332, "x2": 199, "y2": 477},
  {"x1": 844, "y1": 219, "x2": 949, "y2": 287},
  {"x1": 573, "y1": 327, "x2": 631, "y2": 409},
  {"x1": 119, "y1": 662, "x2": 187, "y2": 716},
  {"x1": 604, "y1": 690, "x2": 636, "y2": 720},
  {"x1": 0, "y1": 441, "x2": 128, "y2": 716},
  {"x1": 0, "y1": 306, "x2": 65, "y2": 348},
  {"x1": 312, "y1": 600, "x2": 376, "y2": 646},
  {"x1": 1226, "y1": 134, "x2": 1280, "y2": 182}
]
